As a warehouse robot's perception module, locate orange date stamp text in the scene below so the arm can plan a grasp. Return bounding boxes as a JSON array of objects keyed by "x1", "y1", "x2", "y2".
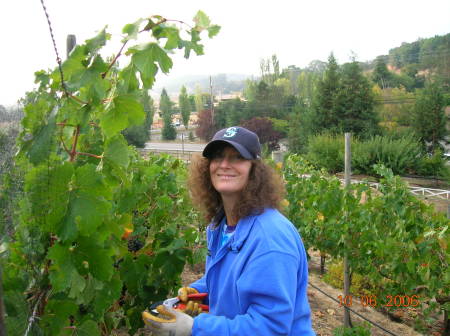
[{"x1": 337, "y1": 294, "x2": 420, "y2": 308}]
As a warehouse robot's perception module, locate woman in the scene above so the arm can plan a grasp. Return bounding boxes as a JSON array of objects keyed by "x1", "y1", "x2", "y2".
[{"x1": 143, "y1": 126, "x2": 315, "y2": 336}]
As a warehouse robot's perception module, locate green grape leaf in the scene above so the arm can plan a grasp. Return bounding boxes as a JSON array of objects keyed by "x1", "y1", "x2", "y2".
[
  {"x1": 61, "y1": 45, "x2": 87, "y2": 83},
  {"x1": 27, "y1": 113, "x2": 56, "y2": 165},
  {"x1": 104, "y1": 135, "x2": 130, "y2": 169},
  {"x1": 34, "y1": 69, "x2": 50, "y2": 89},
  {"x1": 68, "y1": 269, "x2": 87, "y2": 299},
  {"x1": 21, "y1": 98, "x2": 52, "y2": 132},
  {"x1": 100, "y1": 94, "x2": 145, "y2": 138},
  {"x1": 48, "y1": 243, "x2": 78, "y2": 292},
  {"x1": 74, "y1": 164, "x2": 111, "y2": 199},
  {"x1": 4, "y1": 291, "x2": 28, "y2": 336},
  {"x1": 42, "y1": 299, "x2": 78, "y2": 335},
  {"x1": 92, "y1": 275, "x2": 122, "y2": 316},
  {"x1": 45, "y1": 162, "x2": 74, "y2": 230},
  {"x1": 161, "y1": 26, "x2": 181, "y2": 50},
  {"x1": 207, "y1": 24, "x2": 221, "y2": 38},
  {"x1": 85, "y1": 28, "x2": 110, "y2": 54},
  {"x1": 117, "y1": 63, "x2": 139, "y2": 94},
  {"x1": 193, "y1": 10, "x2": 211, "y2": 29},
  {"x1": 79, "y1": 55, "x2": 108, "y2": 87},
  {"x1": 75, "y1": 237, "x2": 114, "y2": 282},
  {"x1": 129, "y1": 42, "x2": 173, "y2": 74},
  {"x1": 77, "y1": 320, "x2": 101, "y2": 336},
  {"x1": 122, "y1": 18, "x2": 144, "y2": 42},
  {"x1": 59, "y1": 165, "x2": 112, "y2": 241},
  {"x1": 62, "y1": 192, "x2": 111, "y2": 240}
]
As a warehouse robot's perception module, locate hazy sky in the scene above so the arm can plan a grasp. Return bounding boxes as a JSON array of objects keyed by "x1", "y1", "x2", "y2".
[{"x1": 1, "y1": 0, "x2": 449, "y2": 106}]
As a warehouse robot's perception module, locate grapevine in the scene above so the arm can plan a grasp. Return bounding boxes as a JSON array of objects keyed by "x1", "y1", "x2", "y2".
[
  {"x1": 2, "y1": 11, "x2": 219, "y2": 335},
  {"x1": 283, "y1": 155, "x2": 449, "y2": 333}
]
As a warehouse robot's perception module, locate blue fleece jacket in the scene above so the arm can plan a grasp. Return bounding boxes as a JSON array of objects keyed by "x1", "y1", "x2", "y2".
[{"x1": 190, "y1": 208, "x2": 315, "y2": 336}]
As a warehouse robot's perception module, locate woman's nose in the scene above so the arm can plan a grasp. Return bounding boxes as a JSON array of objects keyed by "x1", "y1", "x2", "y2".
[{"x1": 218, "y1": 157, "x2": 231, "y2": 167}]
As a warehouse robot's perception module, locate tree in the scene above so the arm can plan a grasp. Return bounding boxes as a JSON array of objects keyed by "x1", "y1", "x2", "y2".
[
  {"x1": 215, "y1": 97, "x2": 246, "y2": 127},
  {"x1": 160, "y1": 88, "x2": 176, "y2": 140},
  {"x1": 334, "y1": 60, "x2": 379, "y2": 137},
  {"x1": 412, "y1": 81, "x2": 447, "y2": 152},
  {"x1": 288, "y1": 99, "x2": 315, "y2": 153},
  {"x1": 311, "y1": 53, "x2": 341, "y2": 132},
  {"x1": 123, "y1": 90, "x2": 155, "y2": 147},
  {"x1": 178, "y1": 86, "x2": 191, "y2": 129},
  {"x1": 372, "y1": 57, "x2": 393, "y2": 89},
  {"x1": 240, "y1": 117, "x2": 282, "y2": 151},
  {"x1": 195, "y1": 109, "x2": 217, "y2": 141}
]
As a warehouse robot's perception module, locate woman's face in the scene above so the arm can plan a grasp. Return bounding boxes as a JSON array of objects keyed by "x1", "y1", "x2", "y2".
[{"x1": 209, "y1": 146, "x2": 252, "y2": 199}]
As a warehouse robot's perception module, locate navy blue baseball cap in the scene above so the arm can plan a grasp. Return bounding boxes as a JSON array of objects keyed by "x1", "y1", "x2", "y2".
[{"x1": 202, "y1": 126, "x2": 261, "y2": 160}]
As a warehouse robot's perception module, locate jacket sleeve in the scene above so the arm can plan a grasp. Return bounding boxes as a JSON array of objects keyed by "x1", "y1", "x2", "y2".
[
  {"x1": 189, "y1": 274, "x2": 208, "y2": 294},
  {"x1": 192, "y1": 251, "x2": 310, "y2": 336}
]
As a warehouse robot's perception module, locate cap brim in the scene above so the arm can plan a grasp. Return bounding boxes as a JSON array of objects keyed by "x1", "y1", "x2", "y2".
[{"x1": 202, "y1": 140, "x2": 254, "y2": 159}]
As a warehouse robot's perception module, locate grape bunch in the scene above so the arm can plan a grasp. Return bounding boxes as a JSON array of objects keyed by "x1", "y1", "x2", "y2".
[{"x1": 127, "y1": 238, "x2": 144, "y2": 252}]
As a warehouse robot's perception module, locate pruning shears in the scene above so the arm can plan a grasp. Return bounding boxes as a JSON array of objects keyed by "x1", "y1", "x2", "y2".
[{"x1": 149, "y1": 292, "x2": 209, "y2": 316}]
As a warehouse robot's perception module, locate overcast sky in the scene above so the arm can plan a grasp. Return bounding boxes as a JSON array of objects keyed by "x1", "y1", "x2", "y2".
[{"x1": 1, "y1": 0, "x2": 449, "y2": 106}]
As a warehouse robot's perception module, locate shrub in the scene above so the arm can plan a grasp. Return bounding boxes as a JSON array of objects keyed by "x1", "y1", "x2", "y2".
[
  {"x1": 415, "y1": 149, "x2": 450, "y2": 179},
  {"x1": 352, "y1": 135, "x2": 421, "y2": 176},
  {"x1": 323, "y1": 259, "x2": 375, "y2": 297},
  {"x1": 305, "y1": 133, "x2": 345, "y2": 173},
  {"x1": 333, "y1": 323, "x2": 371, "y2": 336}
]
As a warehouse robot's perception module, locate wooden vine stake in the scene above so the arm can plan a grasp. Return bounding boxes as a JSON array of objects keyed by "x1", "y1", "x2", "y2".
[
  {"x1": 0, "y1": 264, "x2": 6, "y2": 336},
  {"x1": 343, "y1": 132, "x2": 352, "y2": 328}
]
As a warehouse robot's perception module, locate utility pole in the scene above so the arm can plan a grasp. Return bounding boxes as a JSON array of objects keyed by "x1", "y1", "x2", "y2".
[
  {"x1": 209, "y1": 76, "x2": 214, "y2": 125},
  {"x1": 66, "y1": 34, "x2": 76, "y2": 58},
  {"x1": 343, "y1": 133, "x2": 352, "y2": 328}
]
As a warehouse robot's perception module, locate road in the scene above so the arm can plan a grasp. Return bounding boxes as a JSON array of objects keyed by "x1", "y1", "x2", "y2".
[{"x1": 144, "y1": 142, "x2": 206, "y2": 152}]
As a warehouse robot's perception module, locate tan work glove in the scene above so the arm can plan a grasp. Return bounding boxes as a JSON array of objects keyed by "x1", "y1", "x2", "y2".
[
  {"x1": 177, "y1": 287, "x2": 203, "y2": 317},
  {"x1": 142, "y1": 305, "x2": 193, "y2": 336},
  {"x1": 177, "y1": 287, "x2": 198, "y2": 303}
]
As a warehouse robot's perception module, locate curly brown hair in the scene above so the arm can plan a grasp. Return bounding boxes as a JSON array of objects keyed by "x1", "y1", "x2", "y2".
[{"x1": 187, "y1": 152, "x2": 285, "y2": 225}]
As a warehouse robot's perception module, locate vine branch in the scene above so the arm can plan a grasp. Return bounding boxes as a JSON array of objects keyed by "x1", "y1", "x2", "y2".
[{"x1": 69, "y1": 126, "x2": 80, "y2": 162}]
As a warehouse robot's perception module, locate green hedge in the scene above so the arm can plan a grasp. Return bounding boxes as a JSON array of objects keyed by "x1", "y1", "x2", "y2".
[{"x1": 304, "y1": 133, "x2": 449, "y2": 179}]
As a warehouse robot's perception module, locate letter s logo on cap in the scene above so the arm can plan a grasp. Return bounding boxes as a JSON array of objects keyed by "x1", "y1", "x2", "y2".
[{"x1": 223, "y1": 127, "x2": 238, "y2": 138}]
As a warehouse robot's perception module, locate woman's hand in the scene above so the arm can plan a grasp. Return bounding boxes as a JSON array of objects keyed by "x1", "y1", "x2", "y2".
[
  {"x1": 142, "y1": 305, "x2": 193, "y2": 336},
  {"x1": 177, "y1": 287, "x2": 199, "y2": 302}
]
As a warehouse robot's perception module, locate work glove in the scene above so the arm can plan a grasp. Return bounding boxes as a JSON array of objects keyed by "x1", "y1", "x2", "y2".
[
  {"x1": 142, "y1": 304, "x2": 193, "y2": 336},
  {"x1": 177, "y1": 287, "x2": 203, "y2": 317},
  {"x1": 177, "y1": 287, "x2": 198, "y2": 303},
  {"x1": 182, "y1": 300, "x2": 203, "y2": 317}
]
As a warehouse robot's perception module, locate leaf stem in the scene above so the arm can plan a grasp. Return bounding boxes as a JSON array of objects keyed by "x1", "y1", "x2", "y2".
[
  {"x1": 77, "y1": 152, "x2": 103, "y2": 159},
  {"x1": 59, "y1": 134, "x2": 71, "y2": 156},
  {"x1": 102, "y1": 41, "x2": 129, "y2": 79}
]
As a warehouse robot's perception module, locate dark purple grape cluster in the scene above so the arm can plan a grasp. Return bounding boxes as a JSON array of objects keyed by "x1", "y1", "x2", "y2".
[{"x1": 127, "y1": 238, "x2": 144, "y2": 252}]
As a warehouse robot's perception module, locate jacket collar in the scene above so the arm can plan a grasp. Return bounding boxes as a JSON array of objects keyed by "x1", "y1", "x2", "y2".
[
  {"x1": 208, "y1": 208, "x2": 261, "y2": 253},
  {"x1": 229, "y1": 213, "x2": 258, "y2": 252}
]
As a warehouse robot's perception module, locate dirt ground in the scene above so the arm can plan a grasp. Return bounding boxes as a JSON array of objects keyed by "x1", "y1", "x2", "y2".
[{"x1": 180, "y1": 252, "x2": 445, "y2": 336}]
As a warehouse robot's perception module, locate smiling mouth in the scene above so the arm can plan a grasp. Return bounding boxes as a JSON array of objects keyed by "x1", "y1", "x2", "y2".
[{"x1": 217, "y1": 174, "x2": 236, "y2": 179}]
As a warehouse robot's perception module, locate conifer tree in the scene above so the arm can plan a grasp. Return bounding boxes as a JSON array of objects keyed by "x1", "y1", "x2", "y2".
[
  {"x1": 160, "y1": 88, "x2": 176, "y2": 140},
  {"x1": 412, "y1": 81, "x2": 447, "y2": 152},
  {"x1": 179, "y1": 86, "x2": 191, "y2": 130},
  {"x1": 334, "y1": 60, "x2": 379, "y2": 136},
  {"x1": 312, "y1": 53, "x2": 341, "y2": 131}
]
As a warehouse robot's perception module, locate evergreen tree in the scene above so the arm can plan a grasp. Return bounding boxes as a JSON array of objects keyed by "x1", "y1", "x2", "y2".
[
  {"x1": 123, "y1": 90, "x2": 155, "y2": 147},
  {"x1": 312, "y1": 53, "x2": 341, "y2": 131},
  {"x1": 178, "y1": 86, "x2": 191, "y2": 129},
  {"x1": 412, "y1": 81, "x2": 447, "y2": 152},
  {"x1": 288, "y1": 99, "x2": 315, "y2": 153},
  {"x1": 372, "y1": 57, "x2": 393, "y2": 89},
  {"x1": 194, "y1": 85, "x2": 204, "y2": 113},
  {"x1": 334, "y1": 60, "x2": 379, "y2": 137},
  {"x1": 160, "y1": 88, "x2": 176, "y2": 140}
]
